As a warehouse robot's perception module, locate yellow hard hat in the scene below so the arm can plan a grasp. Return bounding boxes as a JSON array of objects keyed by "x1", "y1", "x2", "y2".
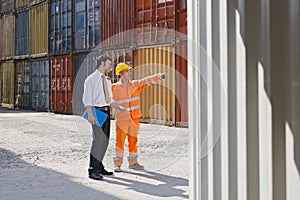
[{"x1": 115, "y1": 63, "x2": 132, "y2": 75}]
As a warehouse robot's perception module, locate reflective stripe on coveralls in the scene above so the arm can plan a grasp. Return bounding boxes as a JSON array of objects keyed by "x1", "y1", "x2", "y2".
[{"x1": 114, "y1": 105, "x2": 141, "y2": 114}]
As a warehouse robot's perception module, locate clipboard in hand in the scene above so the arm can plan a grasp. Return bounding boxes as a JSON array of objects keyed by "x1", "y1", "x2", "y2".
[{"x1": 82, "y1": 107, "x2": 108, "y2": 127}]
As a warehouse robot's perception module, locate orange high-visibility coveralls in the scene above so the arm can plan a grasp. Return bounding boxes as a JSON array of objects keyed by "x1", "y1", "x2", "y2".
[{"x1": 112, "y1": 74, "x2": 160, "y2": 166}]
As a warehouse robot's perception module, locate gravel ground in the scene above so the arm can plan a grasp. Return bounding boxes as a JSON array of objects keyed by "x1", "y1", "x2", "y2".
[{"x1": 0, "y1": 107, "x2": 189, "y2": 200}]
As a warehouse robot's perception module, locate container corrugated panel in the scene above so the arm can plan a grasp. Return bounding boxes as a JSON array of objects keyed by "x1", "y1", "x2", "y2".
[
  {"x1": 73, "y1": 52, "x2": 98, "y2": 115},
  {"x1": 0, "y1": 61, "x2": 15, "y2": 106},
  {"x1": 30, "y1": 0, "x2": 47, "y2": 6},
  {"x1": 101, "y1": 0, "x2": 134, "y2": 48},
  {"x1": 176, "y1": 0, "x2": 187, "y2": 35},
  {"x1": 175, "y1": 42, "x2": 188, "y2": 126},
  {"x1": 30, "y1": 3, "x2": 48, "y2": 56},
  {"x1": 133, "y1": 47, "x2": 176, "y2": 125},
  {"x1": 15, "y1": 9, "x2": 30, "y2": 57},
  {"x1": 49, "y1": 0, "x2": 72, "y2": 54},
  {"x1": 74, "y1": 0, "x2": 100, "y2": 52},
  {"x1": 135, "y1": 0, "x2": 176, "y2": 46},
  {"x1": 15, "y1": 60, "x2": 31, "y2": 109},
  {"x1": 0, "y1": 0, "x2": 14, "y2": 15},
  {"x1": 50, "y1": 55, "x2": 73, "y2": 114},
  {"x1": 15, "y1": 0, "x2": 30, "y2": 11},
  {"x1": 100, "y1": 49, "x2": 134, "y2": 83},
  {"x1": 31, "y1": 58, "x2": 50, "y2": 111},
  {"x1": 0, "y1": 14, "x2": 14, "y2": 59}
]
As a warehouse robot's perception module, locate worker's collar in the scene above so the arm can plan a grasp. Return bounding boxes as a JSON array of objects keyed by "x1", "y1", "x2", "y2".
[{"x1": 119, "y1": 79, "x2": 132, "y2": 87}]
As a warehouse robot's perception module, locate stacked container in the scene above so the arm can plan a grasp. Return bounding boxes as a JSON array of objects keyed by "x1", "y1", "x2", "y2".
[
  {"x1": 15, "y1": 60, "x2": 31, "y2": 109},
  {"x1": 49, "y1": 0, "x2": 72, "y2": 54},
  {"x1": 0, "y1": 14, "x2": 14, "y2": 60},
  {"x1": 30, "y1": 2, "x2": 48, "y2": 57},
  {"x1": 73, "y1": 52, "x2": 98, "y2": 115},
  {"x1": 133, "y1": 0, "x2": 188, "y2": 126},
  {"x1": 14, "y1": 9, "x2": 30, "y2": 58},
  {"x1": 74, "y1": 0, "x2": 100, "y2": 52},
  {"x1": 0, "y1": 61, "x2": 15, "y2": 107},
  {"x1": 31, "y1": 58, "x2": 50, "y2": 111},
  {"x1": 50, "y1": 55, "x2": 73, "y2": 114}
]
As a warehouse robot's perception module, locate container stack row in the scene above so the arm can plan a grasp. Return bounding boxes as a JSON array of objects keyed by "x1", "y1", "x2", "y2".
[{"x1": 0, "y1": 0, "x2": 188, "y2": 126}]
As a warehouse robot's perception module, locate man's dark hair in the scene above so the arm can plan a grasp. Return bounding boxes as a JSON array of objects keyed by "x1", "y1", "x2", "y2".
[{"x1": 96, "y1": 55, "x2": 112, "y2": 68}]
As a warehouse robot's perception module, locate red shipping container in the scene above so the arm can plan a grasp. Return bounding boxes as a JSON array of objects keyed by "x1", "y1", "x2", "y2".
[
  {"x1": 101, "y1": 0, "x2": 135, "y2": 48},
  {"x1": 50, "y1": 55, "x2": 73, "y2": 114},
  {"x1": 175, "y1": 42, "x2": 188, "y2": 126}
]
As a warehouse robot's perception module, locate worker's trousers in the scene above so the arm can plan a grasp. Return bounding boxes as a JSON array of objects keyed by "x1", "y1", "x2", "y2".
[{"x1": 114, "y1": 118, "x2": 140, "y2": 166}]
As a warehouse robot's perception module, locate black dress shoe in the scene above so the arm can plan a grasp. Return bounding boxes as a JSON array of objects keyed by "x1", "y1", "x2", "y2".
[
  {"x1": 99, "y1": 168, "x2": 113, "y2": 176},
  {"x1": 99, "y1": 162, "x2": 113, "y2": 175},
  {"x1": 89, "y1": 172, "x2": 103, "y2": 180}
]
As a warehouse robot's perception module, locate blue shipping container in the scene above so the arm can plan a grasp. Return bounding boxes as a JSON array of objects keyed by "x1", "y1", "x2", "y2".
[
  {"x1": 49, "y1": 0, "x2": 72, "y2": 54},
  {"x1": 73, "y1": 52, "x2": 98, "y2": 115},
  {"x1": 74, "y1": 0, "x2": 100, "y2": 52},
  {"x1": 31, "y1": 58, "x2": 50, "y2": 111},
  {"x1": 15, "y1": 10, "x2": 30, "y2": 57}
]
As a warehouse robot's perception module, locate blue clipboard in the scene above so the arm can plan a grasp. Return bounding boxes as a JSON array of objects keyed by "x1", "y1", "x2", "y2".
[{"x1": 82, "y1": 107, "x2": 108, "y2": 127}]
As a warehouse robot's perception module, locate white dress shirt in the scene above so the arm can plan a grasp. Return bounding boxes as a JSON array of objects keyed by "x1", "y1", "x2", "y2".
[{"x1": 82, "y1": 69, "x2": 114, "y2": 107}]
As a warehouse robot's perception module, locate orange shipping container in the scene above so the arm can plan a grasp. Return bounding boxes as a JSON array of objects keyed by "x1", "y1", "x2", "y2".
[
  {"x1": 0, "y1": 14, "x2": 14, "y2": 59},
  {"x1": 133, "y1": 46, "x2": 176, "y2": 125},
  {"x1": 30, "y1": 3, "x2": 48, "y2": 56},
  {"x1": 50, "y1": 55, "x2": 73, "y2": 114}
]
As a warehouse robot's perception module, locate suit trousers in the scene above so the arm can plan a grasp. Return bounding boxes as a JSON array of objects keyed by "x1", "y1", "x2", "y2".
[{"x1": 89, "y1": 108, "x2": 110, "y2": 172}]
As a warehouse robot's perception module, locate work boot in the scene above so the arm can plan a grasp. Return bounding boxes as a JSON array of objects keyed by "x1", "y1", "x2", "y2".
[
  {"x1": 114, "y1": 165, "x2": 122, "y2": 172},
  {"x1": 128, "y1": 162, "x2": 145, "y2": 170},
  {"x1": 99, "y1": 162, "x2": 113, "y2": 175}
]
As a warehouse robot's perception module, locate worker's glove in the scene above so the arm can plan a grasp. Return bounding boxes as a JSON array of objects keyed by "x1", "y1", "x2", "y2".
[{"x1": 158, "y1": 73, "x2": 166, "y2": 80}]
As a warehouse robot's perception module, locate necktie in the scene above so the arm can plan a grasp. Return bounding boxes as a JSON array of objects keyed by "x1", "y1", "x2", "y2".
[{"x1": 102, "y1": 75, "x2": 110, "y2": 104}]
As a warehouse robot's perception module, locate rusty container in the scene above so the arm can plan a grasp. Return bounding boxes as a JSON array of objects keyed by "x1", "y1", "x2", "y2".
[
  {"x1": 100, "y1": 0, "x2": 135, "y2": 48},
  {"x1": 175, "y1": 42, "x2": 188, "y2": 126},
  {"x1": 50, "y1": 55, "x2": 73, "y2": 114}
]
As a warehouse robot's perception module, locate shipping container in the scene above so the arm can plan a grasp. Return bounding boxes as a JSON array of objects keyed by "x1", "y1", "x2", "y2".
[
  {"x1": 14, "y1": 0, "x2": 29, "y2": 11},
  {"x1": 0, "y1": 14, "x2": 14, "y2": 60},
  {"x1": 15, "y1": 60, "x2": 31, "y2": 109},
  {"x1": 100, "y1": 0, "x2": 135, "y2": 48},
  {"x1": 135, "y1": 0, "x2": 176, "y2": 46},
  {"x1": 31, "y1": 58, "x2": 50, "y2": 111},
  {"x1": 50, "y1": 55, "x2": 73, "y2": 114},
  {"x1": 175, "y1": 42, "x2": 188, "y2": 126},
  {"x1": 30, "y1": 0, "x2": 48, "y2": 6},
  {"x1": 73, "y1": 52, "x2": 98, "y2": 114},
  {"x1": 100, "y1": 48, "x2": 134, "y2": 83},
  {"x1": 0, "y1": 61, "x2": 15, "y2": 107},
  {"x1": 49, "y1": 0, "x2": 72, "y2": 54},
  {"x1": 15, "y1": 9, "x2": 30, "y2": 57},
  {"x1": 133, "y1": 46, "x2": 176, "y2": 125},
  {"x1": 0, "y1": 0, "x2": 14, "y2": 15},
  {"x1": 176, "y1": 0, "x2": 187, "y2": 35},
  {"x1": 74, "y1": 0, "x2": 100, "y2": 52},
  {"x1": 30, "y1": 3, "x2": 48, "y2": 56}
]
